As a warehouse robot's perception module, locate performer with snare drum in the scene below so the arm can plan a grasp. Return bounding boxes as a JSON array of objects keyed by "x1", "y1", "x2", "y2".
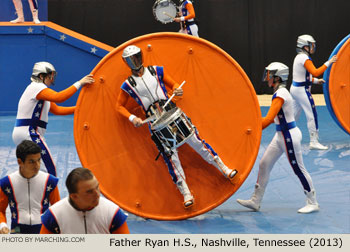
[
  {"x1": 153, "y1": 0, "x2": 199, "y2": 37},
  {"x1": 116, "y1": 45, "x2": 236, "y2": 208}
]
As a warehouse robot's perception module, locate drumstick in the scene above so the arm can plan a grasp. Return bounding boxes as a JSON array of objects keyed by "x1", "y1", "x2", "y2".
[
  {"x1": 162, "y1": 81, "x2": 186, "y2": 109},
  {"x1": 163, "y1": 11, "x2": 175, "y2": 19},
  {"x1": 141, "y1": 114, "x2": 157, "y2": 125}
]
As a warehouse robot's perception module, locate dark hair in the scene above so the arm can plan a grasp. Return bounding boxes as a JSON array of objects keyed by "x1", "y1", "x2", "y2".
[
  {"x1": 66, "y1": 167, "x2": 94, "y2": 194},
  {"x1": 16, "y1": 140, "x2": 41, "y2": 162}
]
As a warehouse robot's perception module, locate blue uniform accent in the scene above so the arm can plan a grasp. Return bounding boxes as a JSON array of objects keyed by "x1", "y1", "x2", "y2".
[
  {"x1": 194, "y1": 129, "x2": 217, "y2": 156},
  {"x1": 41, "y1": 175, "x2": 59, "y2": 213},
  {"x1": 304, "y1": 86, "x2": 319, "y2": 130},
  {"x1": 276, "y1": 121, "x2": 296, "y2": 132},
  {"x1": 277, "y1": 110, "x2": 311, "y2": 192},
  {"x1": 41, "y1": 209, "x2": 60, "y2": 234},
  {"x1": 181, "y1": 1, "x2": 194, "y2": 35},
  {"x1": 0, "y1": 176, "x2": 19, "y2": 229},
  {"x1": 31, "y1": 0, "x2": 38, "y2": 10},
  {"x1": 109, "y1": 209, "x2": 128, "y2": 233},
  {"x1": 15, "y1": 118, "x2": 47, "y2": 129},
  {"x1": 155, "y1": 66, "x2": 168, "y2": 96}
]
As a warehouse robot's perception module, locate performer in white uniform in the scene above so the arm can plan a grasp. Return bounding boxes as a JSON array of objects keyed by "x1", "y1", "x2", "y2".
[
  {"x1": 41, "y1": 168, "x2": 129, "y2": 234},
  {"x1": 174, "y1": 0, "x2": 199, "y2": 37},
  {"x1": 237, "y1": 62, "x2": 319, "y2": 214},
  {"x1": 12, "y1": 62, "x2": 94, "y2": 176},
  {"x1": 116, "y1": 45, "x2": 237, "y2": 208},
  {"x1": 290, "y1": 35, "x2": 337, "y2": 150},
  {"x1": 0, "y1": 140, "x2": 60, "y2": 234},
  {"x1": 10, "y1": 0, "x2": 40, "y2": 24}
]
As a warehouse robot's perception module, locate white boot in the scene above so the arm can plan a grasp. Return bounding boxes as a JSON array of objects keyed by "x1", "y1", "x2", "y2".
[
  {"x1": 10, "y1": 0, "x2": 24, "y2": 23},
  {"x1": 176, "y1": 180, "x2": 194, "y2": 208},
  {"x1": 214, "y1": 156, "x2": 237, "y2": 179},
  {"x1": 28, "y1": 0, "x2": 40, "y2": 24},
  {"x1": 298, "y1": 190, "x2": 320, "y2": 213},
  {"x1": 309, "y1": 132, "x2": 328, "y2": 150},
  {"x1": 237, "y1": 184, "x2": 265, "y2": 211}
]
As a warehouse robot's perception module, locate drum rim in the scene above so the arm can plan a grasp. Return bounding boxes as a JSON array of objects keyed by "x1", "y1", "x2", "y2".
[
  {"x1": 152, "y1": 0, "x2": 177, "y2": 24},
  {"x1": 151, "y1": 107, "x2": 183, "y2": 130}
]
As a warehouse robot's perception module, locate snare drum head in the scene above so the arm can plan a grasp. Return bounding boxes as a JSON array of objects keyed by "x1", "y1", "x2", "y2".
[
  {"x1": 323, "y1": 34, "x2": 350, "y2": 135},
  {"x1": 74, "y1": 33, "x2": 261, "y2": 220},
  {"x1": 153, "y1": 0, "x2": 177, "y2": 24}
]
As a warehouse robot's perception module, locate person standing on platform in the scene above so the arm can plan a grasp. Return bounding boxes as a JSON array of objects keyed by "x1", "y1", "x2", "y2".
[
  {"x1": 174, "y1": 0, "x2": 199, "y2": 37},
  {"x1": 290, "y1": 34, "x2": 337, "y2": 150},
  {"x1": 10, "y1": 0, "x2": 40, "y2": 24},
  {"x1": 237, "y1": 62, "x2": 320, "y2": 214},
  {"x1": 12, "y1": 61, "x2": 94, "y2": 176},
  {"x1": 0, "y1": 140, "x2": 60, "y2": 234}
]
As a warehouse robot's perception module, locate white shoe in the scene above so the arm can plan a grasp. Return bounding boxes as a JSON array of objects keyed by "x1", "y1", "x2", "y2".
[
  {"x1": 298, "y1": 203, "x2": 320, "y2": 213},
  {"x1": 309, "y1": 141, "x2": 328, "y2": 150},
  {"x1": 184, "y1": 194, "x2": 194, "y2": 208},
  {"x1": 10, "y1": 17, "x2": 24, "y2": 23},
  {"x1": 33, "y1": 18, "x2": 41, "y2": 24},
  {"x1": 236, "y1": 199, "x2": 260, "y2": 211}
]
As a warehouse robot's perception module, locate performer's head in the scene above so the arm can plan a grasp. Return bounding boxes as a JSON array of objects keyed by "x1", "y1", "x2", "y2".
[
  {"x1": 296, "y1": 34, "x2": 316, "y2": 55},
  {"x1": 66, "y1": 167, "x2": 100, "y2": 211},
  {"x1": 122, "y1": 45, "x2": 143, "y2": 73},
  {"x1": 31, "y1": 61, "x2": 57, "y2": 86},
  {"x1": 16, "y1": 140, "x2": 42, "y2": 179},
  {"x1": 262, "y1": 62, "x2": 289, "y2": 90}
]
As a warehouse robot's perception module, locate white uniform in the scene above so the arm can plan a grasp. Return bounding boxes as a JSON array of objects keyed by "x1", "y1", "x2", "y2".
[
  {"x1": 0, "y1": 171, "x2": 58, "y2": 233},
  {"x1": 179, "y1": 0, "x2": 199, "y2": 37},
  {"x1": 121, "y1": 66, "x2": 223, "y2": 185},
  {"x1": 290, "y1": 53, "x2": 319, "y2": 137},
  {"x1": 41, "y1": 197, "x2": 127, "y2": 234},
  {"x1": 257, "y1": 87, "x2": 314, "y2": 193},
  {"x1": 12, "y1": 82, "x2": 57, "y2": 176}
]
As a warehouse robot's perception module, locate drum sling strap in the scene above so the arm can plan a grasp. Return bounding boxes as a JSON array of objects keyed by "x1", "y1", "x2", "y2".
[{"x1": 127, "y1": 66, "x2": 156, "y2": 87}]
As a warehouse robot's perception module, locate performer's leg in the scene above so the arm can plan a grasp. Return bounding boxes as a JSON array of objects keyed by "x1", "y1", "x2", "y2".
[
  {"x1": 237, "y1": 133, "x2": 283, "y2": 211},
  {"x1": 28, "y1": 0, "x2": 40, "y2": 23},
  {"x1": 10, "y1": 0, "x2": 24, "y2": 23},
  {"x1": 161, "y1": 150, "x2": 194, "y2": 207},
  {"x1": 29, "y1": 127, "x2": 57, "y2": 176},
  {"x1": 282, "y1": 128, "x2": 319, "y2": 213},
  {"x1": 186, "y1": 129, "x2": 237, "y2": 179},
  {"x1": 188, "y1": 24, "x2": 199, "y2": 37}
]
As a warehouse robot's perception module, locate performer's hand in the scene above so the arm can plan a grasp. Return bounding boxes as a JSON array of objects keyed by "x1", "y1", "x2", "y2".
[
  {"x1": 174, "y1": 17, "x2": 181, "y2": 23},
  {"x1": 318, "y1": 79, "x2": 325, "y2": 85},
  {"x1": 329, "y1": 55, "x2": 337, "y2": 64},
  {"x1": 79, "y1": 74, "x2": 95, "y2": 87},
  {"x1": 132, "y1": 117, "x2": 143, "y2": 127},
  {"x1": 0, "y1": 226, "x2": 9, "y2": 234},
  {"x1": 173, "y1": 87, "x2": 183, "y2": 96}
]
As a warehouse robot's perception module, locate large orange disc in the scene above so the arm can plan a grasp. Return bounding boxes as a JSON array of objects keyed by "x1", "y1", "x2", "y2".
[
  {"x1": 74, "y1": 33, "x2": 261, "y2": 220},
  {"x1": 327, "y1": 36, "x2": 350, "y2": 134}
]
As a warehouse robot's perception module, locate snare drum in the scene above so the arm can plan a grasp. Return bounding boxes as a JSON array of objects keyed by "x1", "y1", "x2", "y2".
[
  {"x1": 151, "y1": 107, "x2": 194, "y2": 149},
  {"x1": 153, "y1": 0, "x2": 177, "y2": 24}
]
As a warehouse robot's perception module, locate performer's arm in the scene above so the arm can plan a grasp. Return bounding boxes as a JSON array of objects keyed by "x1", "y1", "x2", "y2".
[
  {"x1": 49, "y1": 187, "x2": 61, "y2": 205},
  {"x1": 111, "y1": 222, "x2": 130, "y2": 234},
  {"x1": 40, "y1": 224, "x2": 54, "y2": 234},
  {"x1": 49, "y1": 102, "x2": 75, "y2": 115},
  {"x1": 36, "y1": 74, "x2": 94, "y2": 103},
  {"x1": 0, "y1": 188, "x2": 9, "y2": 234},
  {"x1": 182, "y1": 2, "x2": 196, "y2": 20},
  {"x1": 262, "y1": 97, "x2": 284, "y2": 129},
  {"x1": 303, "y1": 60, "x2": 327, "y2": 77},
  {"x1": 36, "y1": 85, "x2": 79, "y2": 103},
  {"x1": 116, "y1": 91, "x2": 132, "y2": 119}
]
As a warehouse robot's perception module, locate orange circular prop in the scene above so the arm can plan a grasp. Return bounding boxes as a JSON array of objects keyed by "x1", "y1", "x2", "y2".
[
  {"x1": 74, "y1": 33, "x2": 261, "y2": 220},
  {"x1": 327, "y1": 36, "x2": 350, "y2": 134}
]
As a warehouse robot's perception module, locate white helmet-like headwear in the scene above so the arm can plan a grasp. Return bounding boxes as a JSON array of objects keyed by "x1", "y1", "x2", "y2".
[
  {"x1": 122, "y1": 45, "x2": 143, "y2": 71},
  {"x1": 297, "y1": 34, "x2": 316, "y2": 49},
  {"x1": 262, "y1": 62, "x2": 289, "y2": 82},
  {"x1": 31, "y1": 61, "x2": 56, "y2": 82}
]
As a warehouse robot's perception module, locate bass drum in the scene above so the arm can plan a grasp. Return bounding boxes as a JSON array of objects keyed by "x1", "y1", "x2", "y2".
[{"x1": 74, "y1": 33, "x2": 262, "y2": 220}]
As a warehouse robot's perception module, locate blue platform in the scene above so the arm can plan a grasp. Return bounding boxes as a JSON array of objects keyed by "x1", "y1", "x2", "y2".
[{"x1": 1, "y1": 106, "x2": 349, "y2": 234}]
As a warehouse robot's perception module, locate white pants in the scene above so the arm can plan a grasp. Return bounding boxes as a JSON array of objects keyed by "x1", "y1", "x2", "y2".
[
  {"x1": 257, "y1": 127, "x2": 314, "y2": 193},
  {"x1": 290, "y1": 85, "x2": 319, "y2": 136},
  {"x1": 179, "y1": 23, "x2": 199, "y2": 37}
]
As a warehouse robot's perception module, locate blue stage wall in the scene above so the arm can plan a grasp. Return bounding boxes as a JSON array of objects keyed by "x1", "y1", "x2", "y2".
[
  {"x1": 0, "y1": 0, "x2": 48, "y2": 22},
  {"x1": 0, "y1": 23, "x2": 111, "y2": 113}
]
